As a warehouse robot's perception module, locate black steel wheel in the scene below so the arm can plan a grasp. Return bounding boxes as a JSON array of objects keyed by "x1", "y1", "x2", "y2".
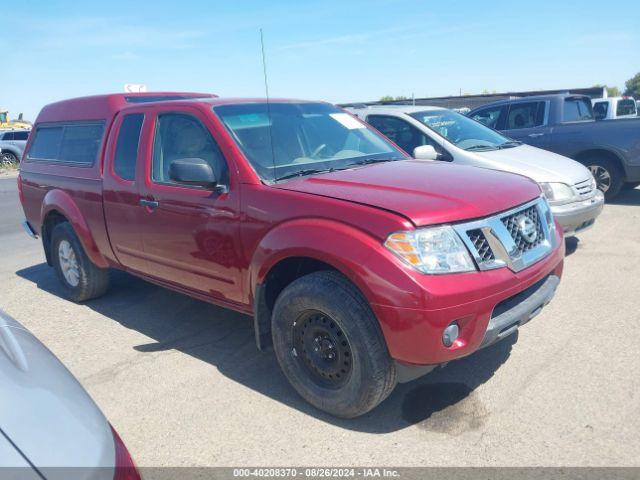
[
  {"x1": 293, "y1": 310, "x2": 352, "y2": 389},
  {"x1": 271, "y1": 270, "x2": 397, "y2": 418}
]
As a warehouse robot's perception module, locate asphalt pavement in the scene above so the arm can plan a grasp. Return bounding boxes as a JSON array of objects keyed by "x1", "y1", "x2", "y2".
[{"x1": 1, "y1": 173, "x2": 639, "y2": 467}]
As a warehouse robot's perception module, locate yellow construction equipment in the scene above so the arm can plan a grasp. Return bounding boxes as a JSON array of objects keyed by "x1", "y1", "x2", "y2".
[{"x1": 0, "y1": 108, "x2": 31, "y2": 129}]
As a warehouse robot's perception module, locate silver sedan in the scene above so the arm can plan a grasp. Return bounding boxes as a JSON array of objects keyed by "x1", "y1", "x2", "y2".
[{"x1": 0, "y1": 309, "x2": 140, "y2": 480}]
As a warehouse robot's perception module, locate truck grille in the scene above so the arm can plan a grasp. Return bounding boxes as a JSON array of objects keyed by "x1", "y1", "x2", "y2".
[
  {"x1": 574, "y1": 178, "x2": 596, "y2": 197},
  {"x1": 452, "y1": 197, "x2": 556, "y2": 273},
  {"x1": 501, "y1": 205, "x2": 544, "y2": 256},
  {"x1": 467, "y1": 229, "x2": 495, "y2": 262}
]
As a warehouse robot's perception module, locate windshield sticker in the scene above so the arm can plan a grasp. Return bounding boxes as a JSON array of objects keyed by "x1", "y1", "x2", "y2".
[
  {"x1": 426, "y1": 120, "x2": 456, "y2": 128},
  {"x1": 330, "y1": 113, "x2": 365, "y2": 129}
]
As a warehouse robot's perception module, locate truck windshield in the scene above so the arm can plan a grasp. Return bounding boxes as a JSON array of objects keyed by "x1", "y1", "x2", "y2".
[
  {"x1": 213, "y1": 102, "x2": 406, "y2": 182},
  {"x1": 410, "y1": 110, "x2": 514, "y2": 151}
]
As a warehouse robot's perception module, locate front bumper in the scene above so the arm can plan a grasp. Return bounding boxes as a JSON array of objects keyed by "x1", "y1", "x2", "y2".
[
  {"x1": 551, "y1": 191, "x2": 604, "y2": 236},
  {"x1": 371, "y1": 229, "x2": 565, "y2": 371},
  {"x1": 479, "y1": 274, "x2": 559, "y2": 349}
]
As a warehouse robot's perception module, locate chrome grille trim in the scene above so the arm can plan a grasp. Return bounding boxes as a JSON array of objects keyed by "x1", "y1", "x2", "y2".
[
  {"x1": 467, "y1": 229, "x2": 495, "y2": 262},
  {"x1": 453, "y1": 197, "x2": 556, "y2": 273},
  {"x1": 574, "y1": 178, "x2": 595, "y2": 197},
  {"x1": 501, "y1": 205, "x2": 544, "y2": 255}
]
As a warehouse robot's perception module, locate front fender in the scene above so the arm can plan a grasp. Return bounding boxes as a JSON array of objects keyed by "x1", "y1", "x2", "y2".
[
  {"x1": 248, "y1": 218, "x2": 425, "y2": 309},
  {"x1": 41, "y1": 189, "x2": 109, "y2": 268}
]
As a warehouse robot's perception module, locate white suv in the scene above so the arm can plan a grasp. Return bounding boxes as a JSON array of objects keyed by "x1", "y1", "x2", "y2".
[
  {"x1": 0, "y1": 129, "x2": 30, "y2": 165},
  {"x1": 347, "y1": 105, "x2": 604, "y2": 236}
]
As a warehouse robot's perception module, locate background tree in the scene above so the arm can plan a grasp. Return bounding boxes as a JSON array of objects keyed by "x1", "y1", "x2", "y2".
[
  {"x1": 623, "y1": 73, "x2": 640, "y2": 98},
  {"x1": 593, "y1": 84, "x2": 621, "y2": 97}
]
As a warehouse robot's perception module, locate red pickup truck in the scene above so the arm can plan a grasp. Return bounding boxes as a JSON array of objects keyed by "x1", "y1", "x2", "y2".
[{"x1": 18, "y1": 92, "x2": 565, "y2": 418}]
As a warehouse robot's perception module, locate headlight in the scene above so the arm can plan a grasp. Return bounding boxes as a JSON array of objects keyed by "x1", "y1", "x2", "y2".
[
  {"x1": 384, "y1": 226, "x2": 476, "y2": 274},
  {"x1": 540, "y1": 182, "x2": 575, "y2": 203}
]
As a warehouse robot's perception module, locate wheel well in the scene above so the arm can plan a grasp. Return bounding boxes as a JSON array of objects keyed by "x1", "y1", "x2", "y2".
[
  {"x1": 253, "y1": 257, "x2": 339, "y2": 350},
  {"x1": 574, "y1": 149, "x2": 626, "y2": 180},
  {"x1": 41, "y1": 211, "x2": 68, "y2": 265}
]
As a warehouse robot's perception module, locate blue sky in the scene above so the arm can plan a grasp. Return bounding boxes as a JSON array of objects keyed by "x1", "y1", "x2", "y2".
[{"x1": 3, "y1": 0, "x2": 639, "y2": 120}]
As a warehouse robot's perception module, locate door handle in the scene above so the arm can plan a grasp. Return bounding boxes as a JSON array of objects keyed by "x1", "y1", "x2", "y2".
[
  {"x1": 528, "y1": 133, "x2": 544, "y2": 138},
  {"x1": 139, "y1": 198, "x2": 159, "y2": 209}
]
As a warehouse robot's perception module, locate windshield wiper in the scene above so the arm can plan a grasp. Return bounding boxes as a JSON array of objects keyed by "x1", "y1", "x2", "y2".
[
  {"x1": 275, "y1": 168, "x2": 334, "y2": 181},
  {"x1": 275, "y1": 158, "x2": 397, "y2": 181},
  {"x1": 498, "y1": 140, "x2": 522, "y2": 149},
  {"x1": 349, "y1": 158, "x2": 396, "y2": 166},
  {"x1": 465, "y1": 144, "x2": 497, "y2": 151}
]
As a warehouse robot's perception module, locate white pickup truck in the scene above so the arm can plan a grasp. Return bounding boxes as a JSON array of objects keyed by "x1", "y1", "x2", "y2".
[
  {"x1": 347, "y1": 105, "x2": 604, "y2": 237},
  {"x1": 592, "y1": 97, "x2": 637, "y2": 120}
]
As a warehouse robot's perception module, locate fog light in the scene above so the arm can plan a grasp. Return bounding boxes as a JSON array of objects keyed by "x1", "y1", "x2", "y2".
[{"x1": 442, "y1": 323, "x2": 459, "y2": 347}]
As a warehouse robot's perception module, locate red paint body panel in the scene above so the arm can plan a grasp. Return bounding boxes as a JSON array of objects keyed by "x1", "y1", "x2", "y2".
[
  {"x1": 373, "y1": 233, "x2": 564, "y2": 364},
  {"x1": 276, "y1": 160, "x2": 542, "y2": 226},
  {"x1": 18, "y1": 93, "x2": 565, "y2": 367}
]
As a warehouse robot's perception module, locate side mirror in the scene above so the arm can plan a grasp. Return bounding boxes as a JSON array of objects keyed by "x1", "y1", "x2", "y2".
[
  {"x1": 413, "y1": 145, "x2": 439, "y2": 161},
  {"x1": 169, "y1": 158, "x2": 218, "y2": 189}
]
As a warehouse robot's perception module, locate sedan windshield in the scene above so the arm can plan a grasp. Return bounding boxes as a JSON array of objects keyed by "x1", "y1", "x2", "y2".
[
  {"x1": 214, "y1": 102, "x2": 406, "y2": 182},
  {"x1": 410, "y1": 110, "x2": 515, "y2": 151}
]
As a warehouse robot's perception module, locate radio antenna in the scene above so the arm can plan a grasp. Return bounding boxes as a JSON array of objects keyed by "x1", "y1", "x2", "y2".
[{"x1": 260, "y1": 28, "x2": 277, "y2": 180}]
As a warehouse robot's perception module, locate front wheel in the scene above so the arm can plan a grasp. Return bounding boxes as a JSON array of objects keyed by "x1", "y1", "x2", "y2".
[
  {"x1": 1, "y1": 152, "x2": 18, "y2": 167},
  {"x1": 51, "y1": 222, "x2": 110, "y2": 302},
  {"x1": 271, "y1": 271, "x2": 397, "y2": 418},
  {"x1": 583, "y1": 158, "x2": 623, "y2": 200}
]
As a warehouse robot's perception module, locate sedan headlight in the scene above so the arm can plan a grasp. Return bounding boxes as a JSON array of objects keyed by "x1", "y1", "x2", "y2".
[
  {"x1": 540, "y1": 195, "x2": 556, "y2": 231},
  {"x1": 540, "y1": 182, "x2": 575, "y2": 203},
  {"x1": 384, "y1": 226, "x2": 476, "y2": 274}
]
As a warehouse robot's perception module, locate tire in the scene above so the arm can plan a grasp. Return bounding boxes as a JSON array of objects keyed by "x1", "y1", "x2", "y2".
[
  {"x1": 623, "y1": 182, "x2": 640, "y2": 190},
  {"x1": 582, "y1": 157, "x2": 623, "y2": 200},
  {"x1": 1, "y1": 152, "x2": 18, "y2": 166},
  {"x1": 51, "y1": 222, "x2": 109, "y2": 302},
  {"x1": 271, "y1": 270, "x2": 397, "y2": 418}
]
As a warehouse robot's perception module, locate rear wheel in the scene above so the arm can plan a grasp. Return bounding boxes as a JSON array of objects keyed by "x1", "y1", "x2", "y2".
[
  {"x1": 582, "y1": 157, "x2": 623, "y2": 200},
  {"x1": 271, "y1": 271, "x2": 397, "y2": 418},
  {"x1": 51, "y1": 222, "x2": 109, "y2": 302}
]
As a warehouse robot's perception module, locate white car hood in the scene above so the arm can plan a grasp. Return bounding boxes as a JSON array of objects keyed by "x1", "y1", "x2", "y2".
[{"x1": 471, "y1": 144, "x2": 591, "y2": 185}]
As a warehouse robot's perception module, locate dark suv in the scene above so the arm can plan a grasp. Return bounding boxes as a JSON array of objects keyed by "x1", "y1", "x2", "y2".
[{"x1": 469, "y1": 94, "x2": 640, "y2": 198}]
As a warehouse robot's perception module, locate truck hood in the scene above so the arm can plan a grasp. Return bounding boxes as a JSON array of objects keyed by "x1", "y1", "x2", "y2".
[
  {"x1": 471, "y1": 144, "x2": 592, "y2": 185},
  {"x1": 275, "y1": 160, "x2": 541, "y2": 226}
]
